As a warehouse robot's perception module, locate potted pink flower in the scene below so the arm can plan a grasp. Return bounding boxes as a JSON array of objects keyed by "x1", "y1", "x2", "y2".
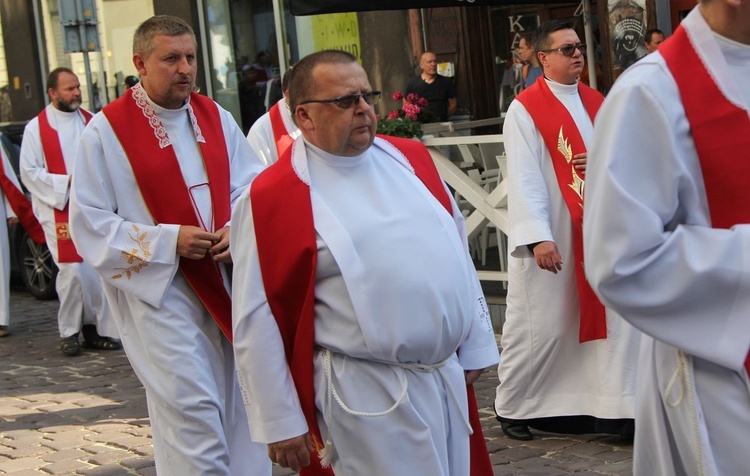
[{"x1": 377, "y1": 92, "x2": 437, "y2": 139}]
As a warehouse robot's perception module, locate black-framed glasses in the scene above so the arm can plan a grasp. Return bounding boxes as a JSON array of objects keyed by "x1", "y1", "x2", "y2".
[
  {"x1": 541, "y1": 43, "x2": 586, "y2": 57},
  {"x1": 299, "y1": 91, "x2": 381, "y2": 109}
]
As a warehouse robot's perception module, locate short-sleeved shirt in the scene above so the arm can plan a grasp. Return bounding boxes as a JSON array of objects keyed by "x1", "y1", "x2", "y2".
[
  {"x1": 523, "y1": 65, "x2": 543, "y2": 89},
  {"x1": 405, "y1": 74, "x2": 456, "y2": 122}
]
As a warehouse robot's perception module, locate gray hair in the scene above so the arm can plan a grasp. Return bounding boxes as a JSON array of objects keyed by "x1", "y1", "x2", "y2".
[{"x1": 133, "y1": 15, "x2": 195, "y2": 58}]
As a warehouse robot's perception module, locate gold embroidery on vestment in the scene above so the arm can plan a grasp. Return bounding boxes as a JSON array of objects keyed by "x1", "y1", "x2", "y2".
[
  {"x1": 112, "y1": 224, "x2": 152, "y2": 279},
  {"x1": 56, "y1": 223, "x2": 71, "y2": 239},
  {"x1": 557, "y1": 126, "x2": 585, "y2": 200}
]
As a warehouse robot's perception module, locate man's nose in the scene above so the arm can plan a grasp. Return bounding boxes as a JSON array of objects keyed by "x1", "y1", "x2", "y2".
[
  {"x1": 353, "y1": 95, "x2": 370, "y2": 113},
  {"x1": 177, "y1": 56, "x2": 191, "y2": 73}
]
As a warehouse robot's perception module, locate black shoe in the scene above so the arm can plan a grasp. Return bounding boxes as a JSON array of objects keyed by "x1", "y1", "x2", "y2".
[
  {"x1": 60, "y1": 333, "x2": 80, "y2": 356},
  {"x1": 500, "y1": 420, "x2": 534, "y2": 441}
]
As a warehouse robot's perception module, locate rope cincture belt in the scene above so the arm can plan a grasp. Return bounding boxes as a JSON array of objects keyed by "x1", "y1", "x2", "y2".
[{"x1": 317, "y1": 348, "x2": 473, "y2": 467}]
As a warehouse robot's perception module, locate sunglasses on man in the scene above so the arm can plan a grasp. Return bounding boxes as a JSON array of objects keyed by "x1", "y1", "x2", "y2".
[
  {"x1": 299, "y1": 91, "x2": 382, "y2": 109},
  {"x1": 540, "y1": 43, "x2": 586, "y2": 57}
]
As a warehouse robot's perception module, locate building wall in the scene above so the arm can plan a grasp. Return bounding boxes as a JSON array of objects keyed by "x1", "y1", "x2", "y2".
[
  {"x1": 0, "y1": 0, "x2": 46, "y2": 121},
  {"x1": 358, "y1": 10, "x2": 413, "y2": 119}
]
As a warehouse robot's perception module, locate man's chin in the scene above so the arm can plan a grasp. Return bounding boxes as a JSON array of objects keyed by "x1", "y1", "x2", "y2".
[{"x1": 58, "y1": 102, "x2": 82, "y2": 113}]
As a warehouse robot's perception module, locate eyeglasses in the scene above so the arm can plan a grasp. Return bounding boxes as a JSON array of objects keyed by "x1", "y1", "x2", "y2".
[
  {"x1": 541, "y1": 43, "x2": 586, "y2": 57},
  {"x1": 299, "y1": 91, "x2": 381, "y2": 109}
]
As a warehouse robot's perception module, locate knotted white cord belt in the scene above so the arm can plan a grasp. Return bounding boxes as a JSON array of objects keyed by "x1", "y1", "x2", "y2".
[
  {"x1": 317, "y1": 348, "x2": 473, "y2": 467},
  {"x1": 664, "y1": 350, "x2": 706, "y2": 476}
]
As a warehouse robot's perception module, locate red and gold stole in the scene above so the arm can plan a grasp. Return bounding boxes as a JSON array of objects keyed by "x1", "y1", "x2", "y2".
[
  {"x1": 251, "y1": 135, "x2": 492, "y2": 476},
  {"x1": 269, "y1": 101, "x2": 294, "y2": 160},
  {"x1": 38, "y1": 108, "x2": 93, "y2": 262},
  {"x1": 516, "y1": 77, "x2": 606, "y2": 342},
  {"x1": 0, "y1": 151, "x2": 45, "y2": 244},
  {"x1": 661, "y1": 25, "x2": 750, "y2": 376},
  {"x1": 102, "y1": 90, "x2": 234, "y2": 341}
]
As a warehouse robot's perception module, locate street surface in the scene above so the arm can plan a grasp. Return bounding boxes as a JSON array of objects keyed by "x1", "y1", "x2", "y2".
[{"x1": 0, "y1": 289, "x2": 633, "y2": 475}]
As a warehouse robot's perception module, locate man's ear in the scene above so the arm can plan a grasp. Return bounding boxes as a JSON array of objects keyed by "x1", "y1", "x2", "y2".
[
  {"x1": 537, "y1": 51, "x2": 548, "y2": 68},
  {"x1": 295, "y1": 105, "x2": 314, "y2": 132},
  {"x1": 133, "y1": 54, "x2": 146, "y2": 76}
]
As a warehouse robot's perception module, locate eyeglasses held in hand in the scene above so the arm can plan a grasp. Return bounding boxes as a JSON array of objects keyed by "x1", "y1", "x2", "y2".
[
  {"x1": 541, "y1": 43, "x2": 586, "y2": 57},
  {"x1": 299, "y1": 91, "x2": 382, "y2": 109},
  {"x1": 187, "y1": 182, "x2": 213, "y2": 233}
]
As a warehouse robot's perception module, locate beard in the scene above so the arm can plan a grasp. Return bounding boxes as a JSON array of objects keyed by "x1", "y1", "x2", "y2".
[{"x1": 57, "y1": 97, "x2": 82, "y2": 112}]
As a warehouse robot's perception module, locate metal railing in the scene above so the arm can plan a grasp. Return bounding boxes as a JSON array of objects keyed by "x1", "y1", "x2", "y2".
[{"x1": 420, "y1": 118, "x2": 508, "y2": 283}]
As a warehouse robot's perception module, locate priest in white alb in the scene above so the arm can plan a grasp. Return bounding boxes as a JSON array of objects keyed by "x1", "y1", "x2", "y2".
[
  {"x1": 585, "y1": 1, "x2": 750, "y2": 474},
  {"x1": 69, "y1": 15, "x2": 270, "y2": 476},
  {"x1": 20, "y1": 67, "x2": 119, "y2": 356},
  {"x1": 246, "y1": 67, "x2": 300, "y2": 165},
  {"x1": 494, "y1": 19, "x2": 640, "y2": 441},
  {"x1": 231, "y1": 50, "x2": 499, "y2": 476},
  {"x1": 0, "y1": 143, "x2": 43, "y2": 337}
]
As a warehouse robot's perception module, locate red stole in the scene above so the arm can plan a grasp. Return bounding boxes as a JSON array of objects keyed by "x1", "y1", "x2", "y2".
[
  {"x1": 516, "y1": 77, "x2": 607, "y2": 342},
  {"x1": 269, "y1": 102, "x2": 294, "y2": 160},
  {"x1": 0, "y1": 152, "x2": 45, "y2": 244},
  {"x1": 250, "y1": 135, "x2": 492, "y2": 475},
  {"x1": 38, "y1": 108, "x2": 92, "y2": 262},
  {"x1": 660, "y1": 25, "x2": 750, "y2": 376},
  {"x1": 102, "y1": 90, "x2": 234, "y2": 341}
]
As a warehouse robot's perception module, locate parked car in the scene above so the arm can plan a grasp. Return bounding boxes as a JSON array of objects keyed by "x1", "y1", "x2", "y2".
[{"x1": 1, "y1": 121, "x2": 58, "y2": 300}]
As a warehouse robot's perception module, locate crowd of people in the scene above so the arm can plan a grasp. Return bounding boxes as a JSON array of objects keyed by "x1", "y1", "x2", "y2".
[{"x1": 0, "y1": 1, "x2": 747, "y2": 474}]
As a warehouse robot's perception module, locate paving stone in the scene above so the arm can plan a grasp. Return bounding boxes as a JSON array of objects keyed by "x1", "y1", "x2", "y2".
[
  {"x1": 587, "y1": 459, "x2": 636, "y2": 475},
  {"x1": 491, "y1": 445, "x2": 548, "y2": 464},
  {"x1": 77, "y1": 464, "x2": 132, "y2": 475},
  {"x1": 86, "y1": 449, "x2": 137, "y2": 465},
  {"x1": 40, "y1": 448, "x2": 90, "y2": 463},
  {"x1": 565, "y1": 441, "x2": 615, "y2": 458},
  {"x1": 120, "y1": 456, "x2": 156, "y2": 470},
  {"x1": 38, "y1": 458, "x2": 93, "y2": 473},
  {"x1": 3, "y1": 445, "x2": 54, "y2": 459},
  {"x1": 7, "y1": 470, "x2": 50, "y2": 476},
  {"x1": 0, "y1": 456, "x2": 50, "y2": 472},
  {"x1": 523, "y1": 436, "x2": 578, "y2": 451}
]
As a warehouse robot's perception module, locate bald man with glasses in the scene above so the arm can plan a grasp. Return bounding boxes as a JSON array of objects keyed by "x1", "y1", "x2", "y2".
[
  {"x1": 231, "y1": 49, "x2": 499, "y2": 475},
  {"x1": 493, "y1": 19, "x2": 640, "y2": 441}
]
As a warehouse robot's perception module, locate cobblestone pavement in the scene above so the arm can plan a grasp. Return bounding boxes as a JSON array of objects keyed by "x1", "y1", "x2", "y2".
[{"x1": 0, "y1": 289, "x2": 633, "y2": 475}]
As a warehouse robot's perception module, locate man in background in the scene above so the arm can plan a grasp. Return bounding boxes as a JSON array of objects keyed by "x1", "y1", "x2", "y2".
[
  {"x1": 494, "y1": 20, "x2": 639, "y2": 441},
  {"x1": 124, "y1": 75, "x2": 139, "y2": 90},
  {"x1": 246, "y1": 67, "x2": 300, "y2": 166},
  {"x1": 517, "y1": 31, "x2": 542, "y2": 89},
  {"x1": 405, "y1": 51, "x2": 456, "y2": 122},
  {"x1": 644, "y1": 28, "x2": 665, "y2": 54},
  {"x1": 20, "y1": 67, "x2": 119, "y2": 356},
  {"x1": 0, "y1": 144, "x2": 35, "y2": 337}
]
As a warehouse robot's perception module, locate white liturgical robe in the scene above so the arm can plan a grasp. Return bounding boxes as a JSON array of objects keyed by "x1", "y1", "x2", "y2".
[
  {"x1": 246, "y1": 98, "x2": 300, "y2": 166},
  {"x1": 69, "y1": 85, "x2": 270, "y2": 476},
  {"x1": 0, "y1": 145, "x2": 18, "y2": 327},
  {"x1": 585, "y1": 7, "x2": 750, "y2": 476},
  {"x1": 20, "y1": 104, "x2": 117, "y2": 339},
  {"x1": 495, "y1": 79, "x2": 639, "y2": 422},
  {"x1": 231, "y1": 137, "x2": 499, "y2": 475}
]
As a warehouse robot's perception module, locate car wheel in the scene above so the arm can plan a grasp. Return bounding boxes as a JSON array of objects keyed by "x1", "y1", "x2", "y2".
[{"x1": 20, "y1": 233, "x2": 58, "y2": 300}]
